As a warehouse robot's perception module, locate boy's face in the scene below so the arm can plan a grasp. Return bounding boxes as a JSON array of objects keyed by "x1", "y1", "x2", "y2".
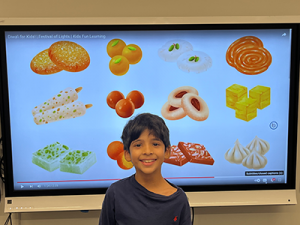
[{"x1": 124, "y1": 129, "x2": 171, "y2": 177}]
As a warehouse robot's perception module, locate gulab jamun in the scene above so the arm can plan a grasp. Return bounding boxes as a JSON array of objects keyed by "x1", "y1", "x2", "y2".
[
  {"x1": 115, "y1": 99, "x2": 135, "y2": 118},
  {"x1": 126, "y1": 90, "x2": 144, "y2": 109},
  {"x1": 107, "y1": 91, "x2": 125, "y2": 109}
]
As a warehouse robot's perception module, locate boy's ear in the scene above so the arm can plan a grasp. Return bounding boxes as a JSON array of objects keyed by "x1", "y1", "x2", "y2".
[
  {"x1": 124, "y1": 150, "x2": 132, "y2": 162},
  {"x1": 164, "y1": 146, "x2": 171, "y2": 159}
]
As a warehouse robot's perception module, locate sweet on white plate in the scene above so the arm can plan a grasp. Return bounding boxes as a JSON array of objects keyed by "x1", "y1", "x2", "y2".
[
  {"x1": 177, "y1": 51, "x2": 212, "y2": 73},
  {"x1": 158, "y1": 40, "x2": 193, "y2": 62}
]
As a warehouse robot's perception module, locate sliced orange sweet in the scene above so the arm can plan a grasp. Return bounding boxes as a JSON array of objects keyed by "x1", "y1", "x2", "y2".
[{"x1": 117, "y1": 152, "x2": 133, "y2": 170}]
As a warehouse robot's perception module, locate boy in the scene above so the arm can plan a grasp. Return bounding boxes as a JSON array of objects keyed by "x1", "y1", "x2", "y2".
[{"x1": 99, "y1": 113, "x2": 192, "y2": 225}]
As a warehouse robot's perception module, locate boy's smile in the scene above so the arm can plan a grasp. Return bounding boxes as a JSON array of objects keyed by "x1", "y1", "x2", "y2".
[
  {"x1": 140, "y1": 159, "x2": 156, "y2": 166},
  {"x1": 124, "y1": 129, "x2": 170, "y2": 177}
]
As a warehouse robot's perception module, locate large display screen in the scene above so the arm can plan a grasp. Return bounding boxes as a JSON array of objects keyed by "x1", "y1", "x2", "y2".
[{"x1": 0, "y1": 24, "x2": 298, "y2": 197}]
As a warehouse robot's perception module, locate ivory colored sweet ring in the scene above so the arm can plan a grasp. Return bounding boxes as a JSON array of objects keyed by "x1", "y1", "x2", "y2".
[
  {"x1": 161, "y1": 102, "x2": 186, "y2": 120},
  {"x1": 168, "y1": 86, "x2": 198, "y2": 108},
  {"x1": 181, "y1": 93, "x2": 209, "y2": 121}
]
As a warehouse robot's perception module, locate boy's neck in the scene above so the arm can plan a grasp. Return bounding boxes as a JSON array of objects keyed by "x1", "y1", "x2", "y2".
[
  {"x1": 134, "y1": 171, "x2": 166, "y2": 190},
  {"x1": 134, "y1": 171, "x2": 178, "y2": 197}
]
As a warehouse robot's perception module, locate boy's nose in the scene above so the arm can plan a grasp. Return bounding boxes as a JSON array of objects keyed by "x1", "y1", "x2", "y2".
[{"x1": 143, "y1": 145, "x2": 153, "y2": 155}]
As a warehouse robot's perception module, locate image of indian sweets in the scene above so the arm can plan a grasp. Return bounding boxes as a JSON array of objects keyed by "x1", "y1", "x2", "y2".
[
  {"x1": 242, "y1": 150, "x2": 267, "y2": 169},
  {"x1": 246, "y1": 136, "x2": 270, "y2": 155},
  {"x1": 181, "y1": 93, "x2": 209, "y2": 121},
  {"x1": 107, "y1": 90, "x2": 145, "y2": 118},
  {"x1": 161, "y1": 102, "x2": 186, "y2": 120},
  {"x1": 107, "y1": 141, "x2": 124, "y2": 160},
  {"x1": 178, "y1": 142, "x2": 214, "y2": 165},
  {"x1": 32, "y1": 87, "x2": 82, "y2": 116},
  {"x1": 126, "y1": 90, "x2": 144, "y2": 109},
  {"x1": 30, "y1": 49, "x2": 63, "y2": 75},
  {"x1": 161, "y1": 86, "x2": 208, "y2": 121},
  {"x1": 117, "y1": 151, "x2": 134, "y2": 170},
  {"x1": 226, "y1": 36, "x2": 263, "y2": 67},
  {"x1": 249, "y1": 85, "x2": 270, "y2": 109},
  {"x1": 224, "y1": 139, "x2": 250, "y2": 164},
  {"x1": 115, "y1": 99, "x2": 135, "y2": 118},
  {"x1": 107, "y1": 141, "x2": 133, "y2": 170},
  {"x1": 161, "y1": 86, "x2": 190, "y2": 120},
  {"x1": 177, "y1": 51, "x2": 212, "y2": 73},
  {"x1": 107, "y1": 39, "x2": 126, "y2": 58},
  {"x1": 235, "y1": 97, "x2": 257, "y2": 122},
  {"x1": 60, "y1": 150, "x2": 97, "y2": 174},
  {"x1": 225, "y1": 137, "x2": 269, "y2": 170},
  {"x1": 226, "y1": 84, "x2": 247, "y2": 109},
  {"x1": 226, "y1": 84, "x2": 271, "y2": 121},
  {"x1": 32, "y1": 142, "x2": 71, "y2": 172},
  {"x1": 106, "y1": 91, "x2": 125, "y2": 109},
  {"x1": 167, "y1": 86, "x2": 198, "y2": 108},
  {"x1": 226, "y1": 36, "x2": 272, "y2": 75},
  {"x1": 122, "y1": 44, "x2": 143, "y2": 64},
  {"x1": 34, "y1": 101, "x2": 92, "y2": 125},
  {"x1": 164, "y1": 145, "x2": 189, "y2": 166},
  {"x1": 158, "y1": 40, "x2": 193, "y2": 62},
  {"x1": 109, "y1": 55, "x2": 130, "y2": 76},
  {"x1": 48, "y1": 41, "x2": 90, "y2": 72}
]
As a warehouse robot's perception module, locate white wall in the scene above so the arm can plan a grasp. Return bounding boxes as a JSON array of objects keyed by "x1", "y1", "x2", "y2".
[{"x1": 1, "y1": 0, "x2": 300, "y2": 224}]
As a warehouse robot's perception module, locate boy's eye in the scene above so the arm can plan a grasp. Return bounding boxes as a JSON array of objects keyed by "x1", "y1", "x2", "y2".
[
  {"x1": 134, "y1": 144, "x2": 141, "y2": 147},
  {"x1": 153, "y1": 143, "x2": 160, "y2": 146}
]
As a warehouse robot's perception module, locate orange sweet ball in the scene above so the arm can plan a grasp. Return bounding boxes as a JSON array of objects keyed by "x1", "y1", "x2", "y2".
[
  {"x1": 126, "y1": 90, "x2": 144, "y2": 109},
  {"x1": 122, "y1": 44, "x2": 142, "y2": 64},
  {"x1": 109, "y1": 55, "x2": 130, "y2": 76},
  {"x1": 107, "y1": 91, "x2": 125, "y2": 109},
  {"x1": 107, "y1": 141, "x2": 124, "y2": 160},
  {"x1": 115, "y1": 99, "x2": 135, "y2": 118},
  {"x1": 107, "y1": 39, "x2": 126, "y2": 58},
  {"x1": 117, "y1": 152, "x2": 133, "y2": 170}
]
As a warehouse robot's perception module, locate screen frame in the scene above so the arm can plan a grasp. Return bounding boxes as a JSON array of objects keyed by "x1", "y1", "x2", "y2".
[{"x1": 0, "y1": 22, "x2": 298, "y2": 209}]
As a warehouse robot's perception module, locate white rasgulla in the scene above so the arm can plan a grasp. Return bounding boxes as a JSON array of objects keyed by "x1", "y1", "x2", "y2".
[
  {"x1": 158, "y1": 40, "x2": 193, "y2": 62},
  {"x1": 177, "y1": 51, "x2": 212, "y2": 73}
]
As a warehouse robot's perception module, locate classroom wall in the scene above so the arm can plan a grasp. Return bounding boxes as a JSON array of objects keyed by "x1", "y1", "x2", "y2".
[{"x1": 1, "y1": 0, "x2": 300, "y2": 224}]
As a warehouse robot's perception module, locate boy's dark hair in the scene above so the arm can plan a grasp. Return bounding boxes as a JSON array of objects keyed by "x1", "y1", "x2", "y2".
[{"x1": 121, "y1": 113, "x2": 171, "y2": 152}]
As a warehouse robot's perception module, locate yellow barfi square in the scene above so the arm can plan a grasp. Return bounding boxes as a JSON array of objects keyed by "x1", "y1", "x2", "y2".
[
  {"x1": 235, "y1": 97, "x2": 257, "y2": 122},
  {"x1": 249, "y1": 85, "x2": 270, "y2": 110},
  {"x1": 235, "y1": 110, "x2": 257, "y2": 121},
  {"x1": 226, "y1": 84, "x2": 247, "y2": 109}
]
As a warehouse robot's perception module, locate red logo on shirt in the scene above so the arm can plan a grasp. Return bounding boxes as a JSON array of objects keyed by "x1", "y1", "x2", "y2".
[{"x1": 174, "y1": 216, "x2": 178, "y2": 222}]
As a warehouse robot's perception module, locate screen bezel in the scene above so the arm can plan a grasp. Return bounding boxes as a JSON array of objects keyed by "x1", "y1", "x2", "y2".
[{"x1": 0, "y1": 23, "x2": 298, "y2": 198}]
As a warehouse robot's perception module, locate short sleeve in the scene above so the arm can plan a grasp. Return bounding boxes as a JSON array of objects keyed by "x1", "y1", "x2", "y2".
[{"x1": 99, "y1": 185, "x2": 116, "y2": 225}]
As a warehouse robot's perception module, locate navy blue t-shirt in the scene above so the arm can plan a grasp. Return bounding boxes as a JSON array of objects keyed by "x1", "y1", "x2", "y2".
[{"x1": 99, "y1": 175, "x2": 192, "y2": 225}]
